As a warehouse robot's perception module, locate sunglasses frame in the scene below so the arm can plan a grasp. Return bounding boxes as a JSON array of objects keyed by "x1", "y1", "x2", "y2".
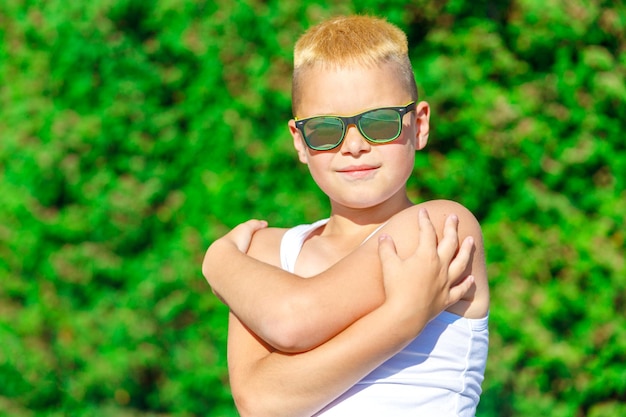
[{"x1": 294, "y1": 101, "x2": 417, "y2": 151}]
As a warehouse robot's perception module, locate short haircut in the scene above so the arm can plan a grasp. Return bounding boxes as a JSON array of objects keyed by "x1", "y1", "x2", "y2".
[{"x1": 292, "y1": 15, "x2": 418, "y2": 115}]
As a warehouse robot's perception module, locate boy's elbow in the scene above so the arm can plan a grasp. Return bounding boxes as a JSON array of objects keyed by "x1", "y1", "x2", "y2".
[
  {"x1": 265, "y1": 326, "x2": 311, "y2": 353},
  {"x1": 201, "y1": 246, "x2": 216, "y2": 286},
  {"x1": 232, "y1": 384, "x2": 281, "y2": 417},
  {"x1": 259, "y1": 296, "x2": 321, "y2": 353},
  {"x1": 232, "y1": 392, "x2": 257, "y2": 417}
]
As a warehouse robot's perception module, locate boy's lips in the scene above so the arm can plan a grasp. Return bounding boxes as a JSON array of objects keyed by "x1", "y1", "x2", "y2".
[{"x1": 336, "y1": 164, "x2": 380, "y2": 178}]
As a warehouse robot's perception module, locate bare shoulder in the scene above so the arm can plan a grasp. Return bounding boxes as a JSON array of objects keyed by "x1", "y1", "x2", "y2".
[
  {"x1": 420, "y1": 199, "x2": 482, "y2": 238},
  {"x1": 382, "y1": 200, "x2": 482, "y2": 249},
  {"x1": 246, "y1": 227, "x2": 288, "y2": 267}
]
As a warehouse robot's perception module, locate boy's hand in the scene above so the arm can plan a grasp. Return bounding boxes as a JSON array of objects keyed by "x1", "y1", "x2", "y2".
[
  {"x1": 216, "y1": 219, "x2": 268, "y2": 253},
  {"x1": 377, "y1": 209, "x2": 475, "y2": 330}
]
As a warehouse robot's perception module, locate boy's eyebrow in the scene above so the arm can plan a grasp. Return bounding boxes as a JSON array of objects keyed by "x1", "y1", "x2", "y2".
[{"x1": 296, "y1": 101, "x2": 415, "y2": 120}]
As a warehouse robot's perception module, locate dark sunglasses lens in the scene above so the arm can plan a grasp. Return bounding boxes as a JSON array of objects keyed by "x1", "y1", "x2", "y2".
[
  {"x1": 304, "y1": 117, "x2": 344, "y2": 150},
  {"x1": 360, "y1": 109, "x2": 401, "y2": 142}
]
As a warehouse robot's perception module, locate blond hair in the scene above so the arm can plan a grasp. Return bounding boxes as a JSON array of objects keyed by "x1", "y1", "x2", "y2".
[{"x1": 292, "y1": 15, "x2": 418, "y2": 114}]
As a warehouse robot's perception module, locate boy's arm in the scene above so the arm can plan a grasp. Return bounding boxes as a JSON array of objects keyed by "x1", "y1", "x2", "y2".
[
  {"x1": 227, "y1": 213, "x2": 475, "y2": 417},
  {"x1": 203, "y1": 200, "x2": 488, "y2": 352}
]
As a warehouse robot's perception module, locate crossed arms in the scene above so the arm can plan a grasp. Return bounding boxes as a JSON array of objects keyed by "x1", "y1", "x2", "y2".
[{"x1": 202, "y1": 201, "x2": 488, "y2": 417}]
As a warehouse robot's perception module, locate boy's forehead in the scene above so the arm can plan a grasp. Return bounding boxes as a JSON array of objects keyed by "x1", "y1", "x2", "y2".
[{"x1": 295, "y1": 63, "x2": 411, "y2": 116}]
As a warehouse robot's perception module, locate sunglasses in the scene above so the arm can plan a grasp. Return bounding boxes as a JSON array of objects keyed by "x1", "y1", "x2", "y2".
[{"x1": 294, "y1": 101, "x2": 416, "y2": 151}]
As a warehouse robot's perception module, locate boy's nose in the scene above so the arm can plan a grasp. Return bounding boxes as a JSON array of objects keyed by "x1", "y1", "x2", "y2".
[{"x1": 340, "y1": 124, "x2": 371, "y2": 155}]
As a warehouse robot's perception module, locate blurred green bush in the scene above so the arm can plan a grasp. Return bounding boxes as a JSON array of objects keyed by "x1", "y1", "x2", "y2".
[{"x1": 0, "y1": 0, "x2": 624, "y2": 416}]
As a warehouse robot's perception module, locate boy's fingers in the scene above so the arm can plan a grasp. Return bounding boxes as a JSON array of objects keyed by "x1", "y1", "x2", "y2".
[
  {"x1": 378, "y1": 234, "x2": 403, "y2": 280},
  {"x1": 447, "y1": 275, "x2": 475, "y2": 305},
  {"x1": 236, "y1": 219, "x2": 268, "y2": 233},
  {"x1": 227, "y1": 219, "x2": 268, "y2": 252},
  {"x1": 230, "y1": 219, "x2": 268, "y2": 238},
  {"x1": 437, "y1": 214, "x2": 460, "y2": 262},
  {"x1": 377, "y1": 234, "x2": 398, "y2": 263},
  {"x1": 448, "y1": 236, "x2": 474, "y2": 279},
  {"x1": 417, "y1": 208, "x2": 437, "y2": 251}
]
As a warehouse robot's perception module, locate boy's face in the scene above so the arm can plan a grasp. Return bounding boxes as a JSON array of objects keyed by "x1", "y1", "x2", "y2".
[{"x1": 288, "y1": 63, "x2": 430, "y2": 211}]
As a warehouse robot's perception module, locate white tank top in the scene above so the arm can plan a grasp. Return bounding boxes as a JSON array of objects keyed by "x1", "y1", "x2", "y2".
[{"x1": 280, "y1": 219, "x2": 489, "y2": 417}]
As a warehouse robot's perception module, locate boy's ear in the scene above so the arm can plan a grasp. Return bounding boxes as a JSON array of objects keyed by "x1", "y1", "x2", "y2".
[
  {"x1": 414, "y1": 101, "x2": 430, "y2": 151},
  {"x1": 289, "y1": 120, "x2": 309, "y2": 164}
]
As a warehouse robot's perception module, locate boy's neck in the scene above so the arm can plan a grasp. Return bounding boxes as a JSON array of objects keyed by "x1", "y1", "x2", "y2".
[{"x1": 324, "y1": 193, "x2": 414, "y2": 237}]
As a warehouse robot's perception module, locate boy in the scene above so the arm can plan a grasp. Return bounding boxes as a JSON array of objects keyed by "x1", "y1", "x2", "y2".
[{"x1": 203, "y1": 15, "x2": 489, "y2": 417}]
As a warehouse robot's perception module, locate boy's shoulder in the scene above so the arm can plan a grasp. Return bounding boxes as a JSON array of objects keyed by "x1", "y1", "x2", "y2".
[
  {"x1": 382, "y1": 200, "x2": 482, "y2": 256},
  {"x1": 395, "y1": 199, "x2": 479, "y2": 227},
  {"x1": 247, "y1": 226, "x2": 290, "y2": 267},
  {"x1": 417, "y1": 199, "x2": 479, "y2": 223}
]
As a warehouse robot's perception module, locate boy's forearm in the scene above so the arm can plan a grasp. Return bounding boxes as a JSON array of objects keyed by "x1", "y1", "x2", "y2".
[
  {"x1": 204, "y1": 238, "x2": 281, "y2": 306},
  {"x1": 204, "y1": 239, "x2": 309, "y2": 348}
]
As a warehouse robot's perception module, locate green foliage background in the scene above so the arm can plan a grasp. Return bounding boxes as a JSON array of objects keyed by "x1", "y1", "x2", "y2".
[{"x1": 1, "y1": 0, "x2": 624, "y2": 416}]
